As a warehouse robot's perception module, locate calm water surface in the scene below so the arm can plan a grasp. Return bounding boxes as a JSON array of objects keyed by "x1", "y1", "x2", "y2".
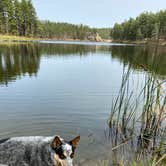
[{"x1": 0, "y1": 41, "x2": 165, "y2": 162}]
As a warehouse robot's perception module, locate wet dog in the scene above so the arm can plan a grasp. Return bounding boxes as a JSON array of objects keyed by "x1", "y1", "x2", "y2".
[{"x1": 0, "y1": 135, "x2": 80, "y2": 166}]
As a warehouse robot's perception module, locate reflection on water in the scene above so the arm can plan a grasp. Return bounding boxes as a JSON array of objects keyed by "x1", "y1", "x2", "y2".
[
  {"x1": 0, "y1": 43, "x2": 165, "y2": 86},
  {"x1": 111, "y1": 45, "x2": 166, "y2": 76},
  {"x1": 0, "y1": 42, "x2": 165, "y2": 163},
  {"x1": 0, "y1": 44, "x2": 40, "y2": 85}
]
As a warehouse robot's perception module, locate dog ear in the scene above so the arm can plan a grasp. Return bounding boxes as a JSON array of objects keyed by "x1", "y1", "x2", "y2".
[
  {"x1": 51, "y1": 136, "x2": 62, "y2": 149},
  {"x1": 70, "y1": 135, "x2": 80, "y2": 148}
]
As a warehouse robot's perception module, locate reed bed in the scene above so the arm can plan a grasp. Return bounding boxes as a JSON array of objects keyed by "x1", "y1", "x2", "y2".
[{"x1": 107, "y1": 67, "x2": 166, "y2": 166}]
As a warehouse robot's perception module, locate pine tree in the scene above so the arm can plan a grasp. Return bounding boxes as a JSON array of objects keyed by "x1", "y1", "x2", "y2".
[
  {"x1": 13, "y1": 0, "x2": 21, "y2": 35},
  {"x1": 136, "y1": 28, "x2": 143, "y2": 40},
  {"x1": 152, "y1": 23, "x2": 159, "y2": 40},
  {"x1": 0, "y1": 0, "x2": 10, "y2": 34},
  {"x1": 26, "y1": 0, "x2": 37, "y2": 36}
]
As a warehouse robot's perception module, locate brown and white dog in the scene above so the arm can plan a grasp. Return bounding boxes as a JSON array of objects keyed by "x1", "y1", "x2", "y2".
[{"x1": 0, "y1": 135, "x2": 80, "y2": 166}]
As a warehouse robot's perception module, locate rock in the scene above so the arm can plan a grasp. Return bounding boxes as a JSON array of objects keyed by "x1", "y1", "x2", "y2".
[{"x1": 95, "y1": 33, "x2": 103, "y2": 42}]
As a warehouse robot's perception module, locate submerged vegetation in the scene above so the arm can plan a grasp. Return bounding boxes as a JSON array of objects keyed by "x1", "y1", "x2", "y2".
[{"x1": 107, "y1": 67, "x2": 166, "y2": 166}]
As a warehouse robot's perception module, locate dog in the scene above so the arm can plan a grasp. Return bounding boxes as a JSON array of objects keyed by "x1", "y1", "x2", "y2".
[{"x1": 0, "y1": 135, "x2": 80, "y2": 166}]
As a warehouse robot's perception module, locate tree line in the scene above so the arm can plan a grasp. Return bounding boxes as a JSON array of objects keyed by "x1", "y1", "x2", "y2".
[
  {"x1": 1, "y1": 0, "x2": 166, "y2": 41},
  {"x1": 111, "y1": 10, "x2": 166, "y2": 41},
  {"x1": 37, "y1": 21, "x2": 97, "y2": 40},
  {"x1": 0, "y1": 0, "x2": 99, "y2": 40},
  {"x1": 0, "y1": 0, "x2": 37, "y2": 36}
]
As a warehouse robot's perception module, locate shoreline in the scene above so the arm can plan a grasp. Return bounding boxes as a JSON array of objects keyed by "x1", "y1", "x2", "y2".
[
  {"x1": 0, "y1": 35, "x2": 112, "y2": 44},
  {"x1": 113, "y1": 39, "x2": 166, "y2": 46},
  {"x1": 0, "y1": 35, "x2": 166, "y2": 46}
]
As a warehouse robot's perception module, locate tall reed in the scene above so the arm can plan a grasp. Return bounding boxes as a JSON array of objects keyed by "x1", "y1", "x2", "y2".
[{"x1": 107, "y1": 66, "x2": 166, "y2": 166}]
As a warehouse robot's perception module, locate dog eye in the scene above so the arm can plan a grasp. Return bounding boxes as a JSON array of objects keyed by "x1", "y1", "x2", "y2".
[
  {"x1": 59, "y1": 154, "x2": 66, "y2": 159},
  {"x1": 70, "y1": 153, "x2": 74, "y2": 158}
]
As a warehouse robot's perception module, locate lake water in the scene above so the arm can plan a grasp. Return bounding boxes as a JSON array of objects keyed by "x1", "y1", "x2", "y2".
[{"x1": 0, "y1": 41, "x2": 165, "y2": 164}]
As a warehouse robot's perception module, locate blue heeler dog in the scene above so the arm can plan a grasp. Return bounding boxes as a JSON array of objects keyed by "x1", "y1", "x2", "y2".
[{"x1": 0, "y1": 135, "x2": 80, "y2": 166}]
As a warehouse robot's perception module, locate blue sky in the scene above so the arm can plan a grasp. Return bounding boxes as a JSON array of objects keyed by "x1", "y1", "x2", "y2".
[{"x1": 32, "y1": 0, "x2": 166, "y2": 28}]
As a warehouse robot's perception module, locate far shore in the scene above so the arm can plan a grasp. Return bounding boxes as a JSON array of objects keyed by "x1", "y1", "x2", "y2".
[
  {"x1": 0, "y1": 35, "x2": 166, "y2": 46},
  {"x1": 112, "y1": 39, "x2": 166, "y2": 46},
  {"x1": 0, "y1": 35, "x2": 109, "y2": 42}
]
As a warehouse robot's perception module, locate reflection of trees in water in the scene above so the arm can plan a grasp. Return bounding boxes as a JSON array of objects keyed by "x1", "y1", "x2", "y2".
[
  {"x1": 40, "y1": 44, "x2": 166, "y2": 77},
  {"x1": 0, "y1": 43, "x2": 165, "y2": 85},
  {"x1": 111, "y1": 45, "x2": 166, "y2": 76},
  {"x1": 0, "y1": 43, "x2": 97, "y2": 85},
  {"x1": 38, "y1": 43, "x2": 97, "y2": 56},
  {"x1": 0, "y1": 44, "x2": 40, "y2": 85}
]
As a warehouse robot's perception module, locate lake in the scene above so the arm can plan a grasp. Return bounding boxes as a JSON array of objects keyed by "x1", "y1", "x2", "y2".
[{"x1": 0, "y1": 41, "x2": 165, "y2": 164}]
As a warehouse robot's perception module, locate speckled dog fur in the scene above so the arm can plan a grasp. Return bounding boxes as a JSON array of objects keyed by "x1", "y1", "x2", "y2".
[{"x1": 0, "y1": 136, "x2": 80, "y2": 166}]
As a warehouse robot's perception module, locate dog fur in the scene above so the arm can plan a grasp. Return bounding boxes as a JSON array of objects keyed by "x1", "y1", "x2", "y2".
[{"x1": 0, "y1": 136, "x2": 80, "y2": 166}]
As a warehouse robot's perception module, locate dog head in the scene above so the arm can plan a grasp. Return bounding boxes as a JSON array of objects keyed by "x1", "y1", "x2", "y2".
[{"x1": 51, "y1": 136, "x2": 80, "y2": 166}]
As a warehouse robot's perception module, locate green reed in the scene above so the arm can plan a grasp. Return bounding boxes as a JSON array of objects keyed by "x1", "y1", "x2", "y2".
[{"x1": 107, "y1": 67, "x2": 166, "y2": 166}]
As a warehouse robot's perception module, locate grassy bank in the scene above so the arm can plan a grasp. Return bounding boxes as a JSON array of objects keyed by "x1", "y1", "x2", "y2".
[
  {"x1": 3, "y1": 35, "x2": 166, "y2": 46},
  {"x1": 0, "y1": 35, "x2": 105, "y2": 43},
  {"x1": 0, "y1": 35, "x2": 41, "y2": 42},
  {"x1": 0, "y1": 35, "x2": 83, "y2": 43}
]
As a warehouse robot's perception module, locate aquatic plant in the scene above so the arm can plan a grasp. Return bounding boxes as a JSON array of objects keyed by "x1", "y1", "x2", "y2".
[{"x1": 107, "y1": 66, "x2": 166, "y2": 166}]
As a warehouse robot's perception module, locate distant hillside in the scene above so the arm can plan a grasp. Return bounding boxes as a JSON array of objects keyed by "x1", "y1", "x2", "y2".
[
  {"x1": 0, "y1": 0, "x2": 111, "y2": 41},
  {"x1": 37, "y1": 21, "x2": 103, "y2": 41},
  {"x1": 111, "y1": 10, "x2": 166, "y2": 42},
  {"x1": 97, "y1": 28, "x2": 112, "y2": 39}
]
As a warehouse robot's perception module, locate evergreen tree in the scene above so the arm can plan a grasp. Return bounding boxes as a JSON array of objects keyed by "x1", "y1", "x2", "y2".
[
  {"x1": 158, "y1": 10, "x2": 166, "y2": 39},
  {"x1": 152, "y1": 23, "x2": 159, "y2": 40},
  {"x1": 111, "y1": 10, "x2": 166, "y2": 41},
  {"x1": 0, "y1": 0, "x2": 10, "y2": 34},
  {"x1": 0, "y1": 0, "x2": 165, "y2": 41},
  {"x1": 13, "y1": 0, "x2": 21, "y2": 35},
  {"x1": 136, "y1": 28, "x2": 143, "y2": 40}
]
